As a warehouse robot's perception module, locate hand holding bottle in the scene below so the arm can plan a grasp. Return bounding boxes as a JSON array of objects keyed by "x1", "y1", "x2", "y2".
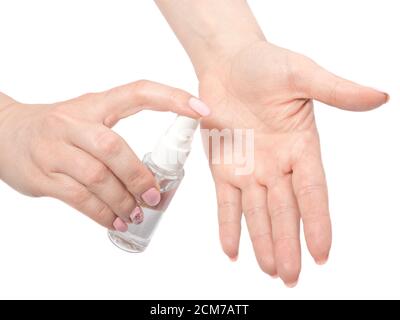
[{"x1": 0, "y1": 81, "x2": 210, "y2": 231}]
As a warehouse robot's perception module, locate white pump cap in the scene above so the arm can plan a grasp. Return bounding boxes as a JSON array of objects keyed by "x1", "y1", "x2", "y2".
[{"x1": 150, "y1": 116, "x2": 199, "y2": 171}]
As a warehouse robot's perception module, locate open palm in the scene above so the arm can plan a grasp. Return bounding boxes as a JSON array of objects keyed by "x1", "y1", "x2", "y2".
[{"x1": 199, "y1": 41, "x2": 388, "y2": 286}]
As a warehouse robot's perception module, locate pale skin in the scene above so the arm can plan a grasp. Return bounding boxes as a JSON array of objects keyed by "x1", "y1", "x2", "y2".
[
  {"x1": 0, "y1": 81, "x2": 210, "y2": 232},
  {"x1": 155, "y1": 0, "x2": 389, "y2": 286}
]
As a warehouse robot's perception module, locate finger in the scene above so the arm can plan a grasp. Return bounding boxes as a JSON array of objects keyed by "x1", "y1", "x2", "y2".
[
  {"x1": 68, "y1": 125, "x2": 161, "y2": 207},
  {"x1": 96, "y1": 80, "x2": 210, "y2": 126},
  {"x1": 242, "y1": 184, "x2": 277, "y2": 277},
  {"x1": 51, "y1": 145, "x2": 137, "y2": 224},
  {"x1": 292, "y1": 152, "x2": 332, "y2": 265},
  {"x1": 216, "y1": 182, "x2": 242, "y2": 261},
  {"x1": 303, "y1": 60, "x2": 389, "y2": 111},
  {"x1": 45, "y1": 173, "x2": 127, "y2": 231},
  {"x1": 268, "y1": 176, "x2": 301, "y2": 287}
]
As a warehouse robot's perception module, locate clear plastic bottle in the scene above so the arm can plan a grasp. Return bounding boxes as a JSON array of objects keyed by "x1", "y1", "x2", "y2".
[{"x1": 108, "y1": 116, "x2": 198, "y2": 253}]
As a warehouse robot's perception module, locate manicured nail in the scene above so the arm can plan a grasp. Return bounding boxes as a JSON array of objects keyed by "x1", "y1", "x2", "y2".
[
  {"x1": 113, "y1": 217, "x2": 128, "y2": 232},
  {"x1": 189, "y1": 97, "x2": 211, "y2": 116},
  {"x1": 130, "y1": 207, "x2": 144, "y2": 225},
  {"x1": 285, "y1": 281, "x2": 298, "y2": 288},
  {"x1": 141, "y1": 187, "x2": 161, "y2": 207}
]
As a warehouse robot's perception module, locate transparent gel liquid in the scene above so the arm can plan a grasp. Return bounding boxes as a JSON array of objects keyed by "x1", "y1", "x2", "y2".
[{"x1": 108, "y1": 153, "x2": 184, "y2": 253}]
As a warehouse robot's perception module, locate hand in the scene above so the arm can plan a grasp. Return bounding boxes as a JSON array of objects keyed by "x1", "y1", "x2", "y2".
[
  {"x1": 199, "y1": 41, "x2": 388, "y2": 286},
  {"x1": 0, "y1": 81, "x2": 209, "y2": 231}
]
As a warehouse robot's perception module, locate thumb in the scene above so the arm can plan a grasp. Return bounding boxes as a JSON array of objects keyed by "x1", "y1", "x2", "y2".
[
  {"x1": 97, "y1": 80, "x2": 210, "y2": 126},
  {"x1": 303, "y1": 61, "x2": 389, "y2": 111}
]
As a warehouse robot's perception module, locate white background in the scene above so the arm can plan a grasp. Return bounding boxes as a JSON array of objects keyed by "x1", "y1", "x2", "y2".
[{"x1": 0, "y1": 0, "x2": 399, "y2": 300}]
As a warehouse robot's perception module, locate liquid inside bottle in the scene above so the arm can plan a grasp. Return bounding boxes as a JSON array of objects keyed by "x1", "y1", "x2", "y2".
[{"x1": 108, "y1": 153, "x2": 184, "y2": 253}]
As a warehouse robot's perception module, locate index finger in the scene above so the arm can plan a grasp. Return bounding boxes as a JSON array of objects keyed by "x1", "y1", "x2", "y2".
[{"x1": 97, "y1": 80, "x2": 210, "y2": 126}]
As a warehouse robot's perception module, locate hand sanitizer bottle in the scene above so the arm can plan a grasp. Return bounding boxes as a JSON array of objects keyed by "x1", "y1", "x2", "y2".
[{"x1": 108, "y1": 116, "x2": 199, "y2": 252}]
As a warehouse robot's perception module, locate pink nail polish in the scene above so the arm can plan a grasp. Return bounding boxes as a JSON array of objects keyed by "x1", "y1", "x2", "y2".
[
  {"x1": 130, "y1": 207, "x2": 144, "y2": 225},
  {"x1": 188, "y1": 97, "x2": 211, "y2": 116},
  {"x1": 141, "y1": 187, "x2": 161, "y2": 207},
  {"x1": 113, "y1": 218, "x2": 128, "y2": 233}
]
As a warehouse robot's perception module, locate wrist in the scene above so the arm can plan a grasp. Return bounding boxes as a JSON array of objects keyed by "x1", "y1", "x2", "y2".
[
  {"x1": 156, "y1": 0, "x2": 266, "y2": 78},
  {"x1": 0, "y1": 93, "x2": 16, "y2": 181},
  {"x1": 0, "y1": 92, "x2": 16, "y2": 134},
  {"x1": 191, "y1": 32, "x2": 266, "y2": 79}
]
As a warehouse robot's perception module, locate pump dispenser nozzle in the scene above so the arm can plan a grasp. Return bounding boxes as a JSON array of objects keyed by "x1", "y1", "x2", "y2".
[{"x1": 150, "y1": 116, "x2": 199, "y2": 171}]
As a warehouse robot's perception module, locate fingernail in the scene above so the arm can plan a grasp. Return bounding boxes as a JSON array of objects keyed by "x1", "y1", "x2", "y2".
[
  {"x1": 113, "y1": 217, "x2": 128, "y2": 232},
  {"x1": 130, "y1": 207, "x2": 144, "y2": 225},
  {"x1": 189, "y1": 97, "x2": 211, "y2": 116},
  {"x1": 285, "y1": 280, "x2": 298, "y2": 288},
  {"x1": 141, "y1": 187, "x2": 161, "y2": 207},
  {"x1": 271, "y1": 274, "x2": 279, "y2": 279},
  {"x1": 229, "y1": 255, "x2": 238, "y2": 262},
  {"x1": 315, "y1": 257, "x2": 329, "y2": 266},
  {"x1": 372, "y1": 88, "x2": 390, "y2": 103}
]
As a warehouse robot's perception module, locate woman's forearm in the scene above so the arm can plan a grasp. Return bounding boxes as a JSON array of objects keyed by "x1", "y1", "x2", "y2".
[{"x1": 155, "y1": 0, "x2": 265, "y2": 77}]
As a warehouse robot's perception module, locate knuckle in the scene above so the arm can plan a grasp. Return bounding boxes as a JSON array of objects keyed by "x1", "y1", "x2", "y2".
[
  {"x1": 218, "y1": 219, "x2": 240, "y2": 228},
  {"x1": 168, "y1": 88, "x2": 186, "y2": 106},
  {"x1": 269, "y1": 203, "x2": 296, "y2": 219},
  {"x1": 244, "y1": 205, "x2": 267, "y2": 218},
  {"x1": 217, "y1": 200, "x2": 238, "y2": 212},
  {"x1": 94, "y1": 130, "x2": 122, "y2": 156},
  {"x1": 303, "y1": 212, "x2": 331, "y2": 227},
  {"x1": 219, "y1": 219, "x2": 240, "y2": 238},
  {"x1": 273, "y1": 235, "x2": 299, "y2": 245},
  {"x1": 250, "y1": 231, "x2": 272, "y2": 243},
  {"x1": 126, "y1": 168, "x2": 153, "y2": 191},
  {"x1": 131, "y1": 79, "x2": 151, "y2": 100},
  {"x1": 133, "y1": 79, "x2": 151, "y2": 91},
  {"x1": 118, "y1": 193, "x2": 136, "y2": 216},
  {"x1": 328, "y1": 80, "x2": 342, "y2": 106},
  {"x1": 105, "y1": 85, "x2": 129, "y2": 101},
  {"x1": 95, "y1": 205, "x2": 114, "y2": 227},
  {"x1": 296, "y1": 183, "x2": 325, "y2": 199},
  {"x1": 85, "y1": 164, "x2": 108, "y2": 186},
  {"x1": 68, "y1": 187, "x2": 91, "y2": 207}
]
